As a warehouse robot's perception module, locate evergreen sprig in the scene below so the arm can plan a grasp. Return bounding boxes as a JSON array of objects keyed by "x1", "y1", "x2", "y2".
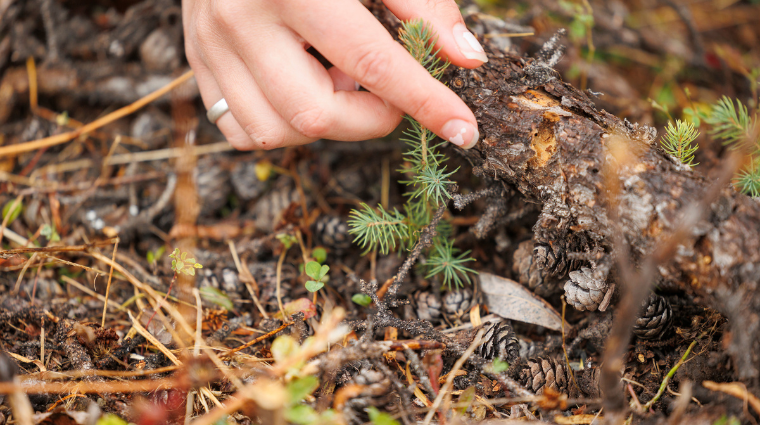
[
  {"x1": 348, "y1": 204, "x2": 409, "y2": 255},
  {"x1": 735, "y1": 158, "x2": 760, "y2": 198},
  {"x1": 347, "y1": 20, "x2": 477, "y2": 288},
  {"x1": 660, "y1": 120, "x2": 699, "y2": 166},
  {"x1": 425, "y1": 240, "x2": 477, "y2": 290},
  {"x1": 706, "y1": 96, "x2": 758, "y2": 151},
  {"x1": 398, "y1": 19, "x2": 450, "y2": 80}
]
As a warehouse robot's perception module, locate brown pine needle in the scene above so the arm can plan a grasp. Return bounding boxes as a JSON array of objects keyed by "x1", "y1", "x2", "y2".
[
  {"x1": 101, "y1": 239, "x2": 120, "y2": 327},
  {"x1": 0, "y1": 70, "x2": 195, "y2": 157}
]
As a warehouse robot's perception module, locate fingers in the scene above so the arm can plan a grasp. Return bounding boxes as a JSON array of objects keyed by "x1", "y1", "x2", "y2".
[
  {"x1": 231, "y1": 22, "x2": 403, "y2": 141},
  {"x1": 278, "y1": 0, "x2": 480, "y2": 149},
  {"x1": 195, "y1": 50, "x2": 312, "y2": 150},
  {"x1": 382, "y1": 0, "x2": 488, "y2": 67}
]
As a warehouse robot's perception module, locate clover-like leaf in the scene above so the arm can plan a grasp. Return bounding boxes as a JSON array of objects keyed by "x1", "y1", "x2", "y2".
[
  {"x1": 351, "y1": 293, "x2": 372, "y2": 306},
  {"x1": 305, "y1": 261, "x2": 321, "y2": 280},
  {"x1": 305, "y1": 280, "x2": 324, "y2": 293},
  {"x1": 319, "y1": 264, "x2": 330, "y2": 280}
]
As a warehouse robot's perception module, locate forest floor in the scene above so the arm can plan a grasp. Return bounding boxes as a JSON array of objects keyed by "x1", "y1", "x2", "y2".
[{"x1": 1, "y1": 0, "x2": 760, "y2": 424}]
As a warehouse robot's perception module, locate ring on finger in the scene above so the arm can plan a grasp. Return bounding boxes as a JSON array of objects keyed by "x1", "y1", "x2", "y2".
[{"x1": 206, "y1": 98, "x2": 230, "y2": 124}]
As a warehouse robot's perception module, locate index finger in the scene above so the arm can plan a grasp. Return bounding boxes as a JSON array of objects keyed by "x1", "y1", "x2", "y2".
[{"x1": 277, "y1": 0, "x2": 480, "y2": 149}]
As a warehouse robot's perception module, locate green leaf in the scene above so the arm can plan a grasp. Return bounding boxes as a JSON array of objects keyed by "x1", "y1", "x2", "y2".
[
  {"x1": 305, "y1": 280, "x2": 324, "y2": 293},
  {"x1": 2, "y1": 199, "x2": 23, "y2": 226},
  {"x1": 352, "y1": 293, "x2": 372, "y2": 307},
  {"x1": 171, "y1": 259, "x2": 177, "y2": 270},
  {"x1": 146, "y1": 250, "x2": 155, "y2": 264},
  {"x1": 492, "y1": 358, "x2": 510, "y2": 373},
  {"x1": 305, "y1": 261, "x2": 322, "y2": 280},
  {"x1": 286, "y1": 375, "x2": 320, "y2": 405},
  {"x1": 285, "y1": 404, "x2": 319, "y2": 425},
  {"x1": 175, "y1": 261, "x2": 185, "y2": 272},
  {"x1": 366, "y1": 406, "x2": 400, "y2": 425},
  {"x1": 96, "y1": 414, "x2": 129, "y2": 425},
  {"x1": 170, "y1": 248, "x2": 180, "y2": 259},
  {"x1": 200, "y1": 286, "x2": 234, "y2": 311},
  {"x1": 312, "y1": 247, "x2": 327, "y2": 264},
  {"x1": 319, "y1": 264, "x2": 330, "y2": 279},
  {"x1": 277, "y1": 233, "x2": 297, "y2": 249},
  {"x1": 194, "y1": 263, "x2": 203, "y2": 269},
  {"x1": 184, "y1": 267, "x2": 196, "y2": 277}
]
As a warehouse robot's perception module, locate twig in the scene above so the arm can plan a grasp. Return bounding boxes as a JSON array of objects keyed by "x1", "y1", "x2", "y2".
[
  {"x1": 0, "y1": 70, "x2": 195, "y2": 157},
  {"x1": 221, "y1": 320, "x2": 294, "y2": 358},
  {"x1": 703, "y1": 381, "x2": 760, "y2": 417},
  {"x1": 101, "y1": 239, "x2": 120, "y2": 327},
  {"x1": 422, "y1": 330, "x2": 484, "y2": 425}
]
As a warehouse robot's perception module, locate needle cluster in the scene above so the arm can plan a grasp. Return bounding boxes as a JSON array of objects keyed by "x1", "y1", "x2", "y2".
[{"x1": 348, "y1": 20, "x2": 475, "y2": 288}]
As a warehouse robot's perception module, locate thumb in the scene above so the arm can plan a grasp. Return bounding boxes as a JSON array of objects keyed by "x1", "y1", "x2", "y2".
[{"x1": 382, "y1": 0, "x2": 488, "y2": 68}]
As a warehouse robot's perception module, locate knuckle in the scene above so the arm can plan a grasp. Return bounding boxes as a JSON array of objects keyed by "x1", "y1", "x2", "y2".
[
  {"x1": 243, "y1": 122, "x2": 287, "y2": 150},
  {"x1": 349, "y1": 48, "x2": 394, "y2": 91},
  {"x1": 208, "y1": 1, "x2": 239, "y2": 28},
  {"x1": 289, "y1": 105, "x2": 331, "y2": 139}
]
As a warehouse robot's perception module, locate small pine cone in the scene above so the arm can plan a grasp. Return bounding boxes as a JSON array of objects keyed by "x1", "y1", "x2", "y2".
[
  {"x1": 443, "y1": 288, "x2": 474, "y2": 322},
  {"x1": 342, "y1": 368, "x2": 395, "y2": 425},
  {"x1": 633, "y1": 294, "x2": 673, "y2": 340},
  {"x1": 564, "y1": 267, "x2": 608, "y2": 311},
  {"x1": 414, "y1": 291, "x2": 442, "y2": 323},
  {"x1": 518, "y1": 357, "x2": 569, "y2": 395},
  {"x1": 512, "y1": 240, "x2": 564, "y2": 295},
  {"x1": 478, "y1": 319, "x2": 520, "y2": 364},
  {"x1": 312, "y1": 215, "x2": 352, "y2": 251}
]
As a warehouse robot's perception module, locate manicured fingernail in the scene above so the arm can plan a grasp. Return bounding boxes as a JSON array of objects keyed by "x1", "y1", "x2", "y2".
[
  {"x1": 442, "y1": 119, "x2": 479, "y2": 149},
  {"x1": 453, "y1": 23, "x2": 488, "y2": 63}
]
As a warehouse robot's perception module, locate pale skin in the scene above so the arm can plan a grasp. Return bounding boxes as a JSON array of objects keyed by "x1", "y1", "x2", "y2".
[{"x1": 182, "y1": 0, "x2": 488, "y2": 151}]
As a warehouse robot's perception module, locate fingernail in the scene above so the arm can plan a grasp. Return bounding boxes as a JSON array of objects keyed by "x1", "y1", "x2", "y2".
[
  {"x1": 453, "y1": 23, "x2": 488, "y2": 63},
  {"x1": 442, "y1": 119, "x2": 479, "y2": 149}
]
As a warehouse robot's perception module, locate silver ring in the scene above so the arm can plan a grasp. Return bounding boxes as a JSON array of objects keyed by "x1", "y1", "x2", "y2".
[{"x1": 206, "y1": 98, "x2": 229, "y2": 124}]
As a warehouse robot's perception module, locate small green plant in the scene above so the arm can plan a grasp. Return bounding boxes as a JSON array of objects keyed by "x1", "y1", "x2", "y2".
[
  {"x1": 660, "y1": 120, "x2": 700, "y2": 167},
  {"x1": 147, "y1": 248, "x2": 204, "y2": 327},
  {"x1": 366, "y1": 406, "x2": 401, "y2": 425},
  {"x1": 40, "y1": 224, "x2": 60, "y2": 242},
  {"x1": 304, "y1": 261, "x2": 329, "y2": 293},
  {"x1": 348, "y1": 20, "x2": 476, "y2": 289},
  {"x1": 704, "y1": 96, "x2": 760, "y2": 197},
  {"x1": 146, "y1": 245, "x2": 166, "y2": 268},
  {"x1": 491, "y1": 358, "x2": 510, "y2": 374},
  {"x1": 169, "y1": 248, "x2": 203, "y2": 276},
  {"x1": 312, "y1": 247, "x2": 327, "y2": 264}
]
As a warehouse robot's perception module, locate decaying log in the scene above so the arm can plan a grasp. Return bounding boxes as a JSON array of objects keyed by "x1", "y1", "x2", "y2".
[{"x1": 440, "y1": 32, "x2": 760, "y2": 392}]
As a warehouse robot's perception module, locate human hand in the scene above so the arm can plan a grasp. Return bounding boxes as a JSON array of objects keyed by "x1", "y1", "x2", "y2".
[{"x1": 183, "y1": 0, "x2": 488, "y2": 150}]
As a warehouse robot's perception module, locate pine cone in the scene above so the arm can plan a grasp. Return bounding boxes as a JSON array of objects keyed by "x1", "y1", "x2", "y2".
[
  {"x1": 443, "y1": 288, "x2": 474, "y2": 323},
  {"x1": 312, "y1": 215, "x2": 352, "y2": 251},
  {"x1": 478, "y1": 319, "x2": 520, "y2": 364},
  {"x1": 342, "y1": 368, "x2": 395, "y2": 425},
  {"x1": 414, "y1": 291, "x2": 442, "y2": 323},
  {"x1": 518, "y1": 357, "x2": 569, "y2": 395},
  {"x1": 633, "y1": 294, "x2": 673, "y2": 340},
  {"x1": 564, "y1": 267, "x2": 609, "y2": 311},
  {"x1": 512, "y1": 240, "x2": 565, "y2": 295}
]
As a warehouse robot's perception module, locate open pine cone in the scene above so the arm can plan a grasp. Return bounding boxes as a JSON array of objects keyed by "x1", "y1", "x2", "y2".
[{"x1": 478, "y1": 319, "x2": 520, "y2": 364}]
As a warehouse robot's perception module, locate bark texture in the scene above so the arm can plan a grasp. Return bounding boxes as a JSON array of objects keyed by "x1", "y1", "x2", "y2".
[{"x1": 446, "y1": 41, "x2": 760, "y2": 386}]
